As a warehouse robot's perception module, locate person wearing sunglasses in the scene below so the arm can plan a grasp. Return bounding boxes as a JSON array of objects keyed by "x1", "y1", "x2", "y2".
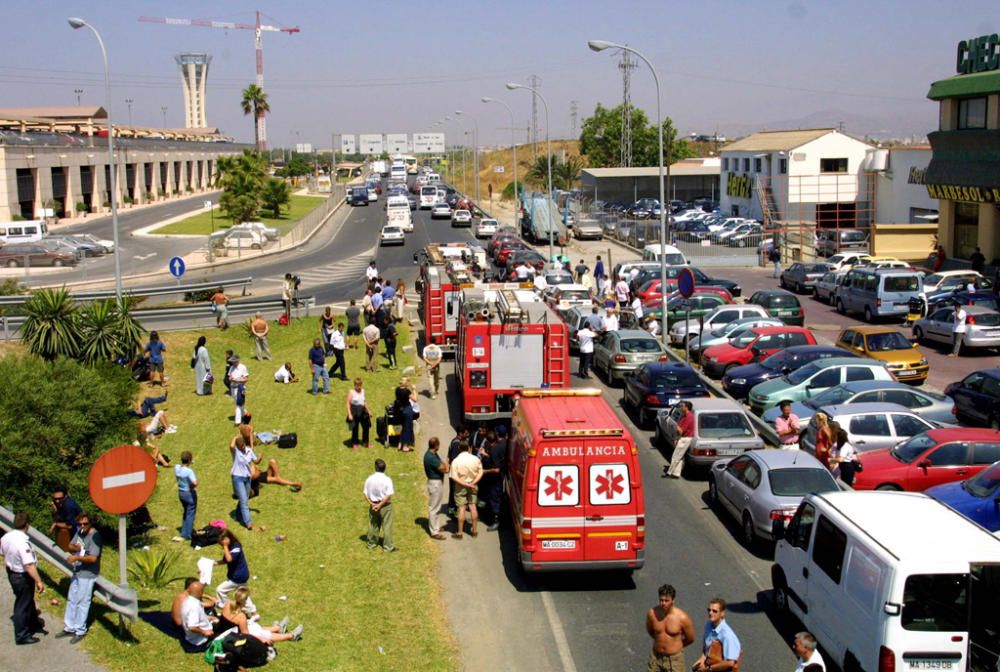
[
  {"x1": 692, "y1": 598, "x2": 742, "y2": 671},
  {"x1": 48, "y1": 486, "x2": 83, "y2": 546},
  {"x1": 56, "y1": 513, "x2": 101, "y2": 644}
]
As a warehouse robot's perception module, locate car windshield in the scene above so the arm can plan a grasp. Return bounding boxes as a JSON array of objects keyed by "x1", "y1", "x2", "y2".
[
  {"x1": 650, "y1": 370, "x2": 701, "y2": 388},
  {"x1": 621, "y1": 338, "x2": 661, "y2": 353},
  {"x1": 698, "y1": 412, "x2": 754, "y2": 438},
  {"x1": 730, "y1": 331, "x2": 760, "y2": 347},
  {"x1": 884, "y1": 275, "x2": 919, "y2": 292},
  {"x1": 865, "y1": 332, "x2": 912, "y2": 351},
  {"x1": 804, "y1": 264, "x2": 828, "y2": 273},
  {"x1": 972, "y1": 311, "x2": 1000, "y2": 326},
  {"x1": 559, "y1": 290, "x2": 590, "y2": 301},
  {"x1": 786, "y1": 361, "x2": 823, "y2": 385},
  {"x1": 891, "y1": 433, "x2": 937, "y2": 463},
  {"x1": 766, "y1": 294, "x2": 800, "y2": 307},
  {"x1": 963, "y1": 462, "x2": 1000, "y2": 498},
  {"x1": 759, "y1": 350, "x2": 789, "y2": 371},
  {"x1": 829, "y1": 255, "x2": 845, "y2": 264},
  {"x1": 383, "y1": 227, "x2": 400, "y2": 234},
  {"x1": 663, "y1": 253, "x2": 685, "y2": 266},
  {"x1": 804, "y1": 385, "x2": 855, "y2": 409},
  {"x1": 769, "y1": 468, "x2": 839, "y2": 497}
]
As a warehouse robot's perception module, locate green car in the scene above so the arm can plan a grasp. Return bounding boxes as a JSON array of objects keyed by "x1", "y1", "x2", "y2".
[
  {"x1": 747, "y1": 357, "x2": 894, "y2": 414},
  {"x1": 642, "y1": 293, "x2": 730, "y2": 326}
]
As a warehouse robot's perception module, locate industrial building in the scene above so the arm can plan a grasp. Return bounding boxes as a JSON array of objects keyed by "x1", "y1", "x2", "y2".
[{"x1": 579, "y1": 157, "x2": 721, "y2": 204}]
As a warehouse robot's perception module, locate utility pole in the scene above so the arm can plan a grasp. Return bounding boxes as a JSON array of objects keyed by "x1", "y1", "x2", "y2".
[
  {"x1": 74, "y1": 88, "x2": 83, "y2": 106},
  {"x1": 529, "y1": 74, "x2": 539, "y2": 164},
  {"x1": 619, "y1": 49, "x2": 636, "y2": 167},
  {"x1": 125, "y1": 98, "x2": 134, "y2": 126},
  {"x1": 161, "y1": 106, "x2": 167, "y2": 128},
  {"x1": 570, "y1": 100, "x2": 579, "y2": 139}
]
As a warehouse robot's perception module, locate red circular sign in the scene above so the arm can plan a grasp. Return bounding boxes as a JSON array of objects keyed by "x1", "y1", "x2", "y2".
[{"x1": 88, "y1": 445, "x2": 158, "y2": 515}]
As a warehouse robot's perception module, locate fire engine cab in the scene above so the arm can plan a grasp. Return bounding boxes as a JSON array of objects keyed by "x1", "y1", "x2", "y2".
[
  {"x1": 507, "y1": 388, "x2": 646, "y2": 572},
  {"x1": 456, "y1": 286, "x2": 569, "y2": 420},
  {"x1": 415, "y1": 243, "x2": 488, "y2": 353}
]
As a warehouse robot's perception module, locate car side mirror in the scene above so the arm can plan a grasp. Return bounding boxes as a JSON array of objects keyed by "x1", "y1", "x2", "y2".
[
  {"x1": 781, "y1": 365, "x2": 792, "y2": 374},
  {"x1": 918, "y1": 458, "x2": 932, "y2": 469}
]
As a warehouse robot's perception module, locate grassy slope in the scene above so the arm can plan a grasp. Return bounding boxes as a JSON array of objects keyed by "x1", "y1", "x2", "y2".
[
  {"x1": 153, "y1": 195, "x2": 327, "y2": 236},
  {"x1": 452, "y1": 140, "x2": 581, "y2": 197},
  {"x1": 37, "y1": 316, "x2": 457, "y2": 672}
]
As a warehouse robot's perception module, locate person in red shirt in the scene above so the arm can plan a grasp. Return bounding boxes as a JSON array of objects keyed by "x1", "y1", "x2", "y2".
[{"x1": 666, "y1": 401, "x2": 695, "y2": 478}]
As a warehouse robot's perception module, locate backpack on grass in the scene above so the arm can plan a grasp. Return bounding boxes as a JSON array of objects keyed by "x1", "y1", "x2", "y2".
[
  {"x1": 190, "y1": 525, "x2": 223, "y2": 548},
  {"x1": 222, "y1": 632, "x2": 271, "y2": 668}
]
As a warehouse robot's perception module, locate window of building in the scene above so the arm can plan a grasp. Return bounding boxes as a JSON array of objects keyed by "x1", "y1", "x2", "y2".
[
  {"x1": 722, "y1": 158, "x2": 729, "y2": 171},
  {"x1": 754, "y1": 158, "x2": 762, "y2": 173},
  {"x1": 820, "y1": 158, "x2": 848, "y2": 173},
  {"x1": 743, "y1": 158, "x2": 750, "y2": 172},
  {"x1": 779, "y1": 158, "x2": 788, "y2": 174},
  {"x1": 954, "y1": 201, "x2": 980, "y2": 259},
  {"x1": 958, "y1": 97, "x2": 987, "y2": 129}
]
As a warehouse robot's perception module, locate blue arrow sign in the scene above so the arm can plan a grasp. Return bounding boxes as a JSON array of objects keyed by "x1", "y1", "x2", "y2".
[{"x1": 169, "y1": 256, "x2": 186, "y2": 278}]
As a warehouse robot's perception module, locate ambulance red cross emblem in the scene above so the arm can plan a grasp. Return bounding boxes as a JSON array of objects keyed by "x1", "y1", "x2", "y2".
[{"x1": 595, "y1": 469, "x2": 625, "y2": 499}]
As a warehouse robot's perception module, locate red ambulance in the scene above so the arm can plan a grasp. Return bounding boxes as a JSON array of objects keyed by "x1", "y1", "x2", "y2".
[{"x1": 506, "y1": 389, "x2": 646, "y2": 572}]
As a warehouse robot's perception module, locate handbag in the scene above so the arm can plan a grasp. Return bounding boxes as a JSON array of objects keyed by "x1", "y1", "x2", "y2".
[
  {"x1": 277, "y1": 433, "x2": 297, "y2": 449},
  {"x1": 190, "y1": 356, "x2": 197, "y2": 369}
]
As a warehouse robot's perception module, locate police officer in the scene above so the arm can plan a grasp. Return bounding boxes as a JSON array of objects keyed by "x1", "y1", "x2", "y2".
[{"x1": 1, "y1": 512, "x2": 47, "y2": 645}]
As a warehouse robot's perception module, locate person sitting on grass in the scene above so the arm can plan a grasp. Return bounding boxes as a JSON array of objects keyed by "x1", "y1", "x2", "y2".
[
  {"x1": 141, "y1": 407, "x2": 175, "y2": 436},
  {"x1": 274, "y1": 362, "x2": 300, "y2": 384},
  {"x1": 250, "y1": 458, "x2": 303, "y2": 497},
  {"x1": 129, "y1": 392, "x2": 168, "y2": 418},
  {"x1": 136, "y1": 424, "x2": 171, "y2": 468},
  {"x1": 178, "y1": 580, "x2": 222, "y2": 653},
  {"x1": 172, "y1": 577, "x2": 217, "y2": 635},
  {"x1": 219, "y1": 587, "x2": 303, "y2": 643}
]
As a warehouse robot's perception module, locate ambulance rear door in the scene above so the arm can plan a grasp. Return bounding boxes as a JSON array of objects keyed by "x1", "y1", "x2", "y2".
[
  {"x1": 530, "y1": 440, "x2": 585, "y2": 566},
  {"x1": 583, "y1": 438, "x2": 642, "y2": 566}
]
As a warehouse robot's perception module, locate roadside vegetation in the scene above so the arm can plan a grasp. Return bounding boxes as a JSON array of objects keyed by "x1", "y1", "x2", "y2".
[{"x1": 153, "y1": 194, "x2": 325, "y2": 237}]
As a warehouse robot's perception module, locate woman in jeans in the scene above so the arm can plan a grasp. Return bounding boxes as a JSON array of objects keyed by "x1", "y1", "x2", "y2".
[
  {"x1": 174, "y1": 451, "x2": 198, "y2": 540},
  {"x1": 230, "y1": 435, "x2": 261, "y2": 530},
  {"x1": 346, "y1": 378, "x2": 372, "y2": 450}
]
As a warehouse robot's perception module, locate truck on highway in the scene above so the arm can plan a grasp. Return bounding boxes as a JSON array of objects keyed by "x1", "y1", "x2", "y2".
[
  {"x1": 386, "y1": 202, "x2": 412, "y2": 232},
  {"x1": 371, "y1": 160, "x2": 388, "y2": 177},
  {"x1": 455, "y1": 286, "x2": 568, "y2": 420}
]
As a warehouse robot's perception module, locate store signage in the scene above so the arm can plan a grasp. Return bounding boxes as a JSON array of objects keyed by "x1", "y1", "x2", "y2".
[
  {"x1": 956, "y1": 34, "x2": 1000, "y2": 74},
  {"x1": 926, "y1": 183, "x2": 1000, "y2": 203},
  {"x1": 907, "y1": 167, "x2": 928, "y2": 185},
  {"x1": 726, "y1": 173, "x2": 751, "y2": 199}
]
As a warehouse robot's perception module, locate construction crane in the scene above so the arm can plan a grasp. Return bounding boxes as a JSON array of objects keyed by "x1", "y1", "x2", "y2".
[{"x1": 138, "y1": 10, "x2": 299, "y2": 150}]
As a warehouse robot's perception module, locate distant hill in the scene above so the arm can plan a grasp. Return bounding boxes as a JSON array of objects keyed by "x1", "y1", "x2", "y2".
[{"x1": 700, "y1": 107, "x2": 934, "y2": 142}]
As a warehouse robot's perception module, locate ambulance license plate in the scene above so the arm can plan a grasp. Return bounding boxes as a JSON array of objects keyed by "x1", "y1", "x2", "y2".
[
  {"x1": 908, "y1": 661, "x2": 953, "y2": 670},
  {"x1": 542, "y1": 540, "x2": 576, "y2": 550}
]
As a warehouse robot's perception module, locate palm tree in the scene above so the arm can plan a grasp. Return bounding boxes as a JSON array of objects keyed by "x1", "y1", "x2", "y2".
[
  {"x1": 261, "y1": 179, "x2": 292, "y2": 219},
  {"x1": 555, "y1": 156, "x2": 585, "y2": 190},
  {"x1": 240, "y1": 84, "x2": 271, "y2": 151},
  {"x1": 20, "y1": 287, "x2": 80, "y2": 361},
  {"x1": 78, "y1": 297, "x2": 146, "y2": 365}
]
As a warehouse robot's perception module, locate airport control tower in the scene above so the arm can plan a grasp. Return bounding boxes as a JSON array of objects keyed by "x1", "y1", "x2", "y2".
[{"x1": 175, "y1": 52, "x2": 211, "y2": 128}]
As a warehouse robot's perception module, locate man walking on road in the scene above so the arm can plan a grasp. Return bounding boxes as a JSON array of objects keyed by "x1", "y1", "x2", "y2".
[
  {"x1": 250, "y1": 312, "x2": 272, "y2": 361},
  {"x1": 308, "y1": 338, "x2": 330, "y2": 395},
  {"x1": 449, "y1": 441, "x2": 483, "y2": 539},
  {"x1": 58, "y1": 512, "x2": 101, "y2": 644},
  {"x1": 363, "y1": 459, "x2": 395, "y2": 552},
  {"x1": 577, "y1": 323, "x2": 596, "y2": 379},
  {"x1": 666, "y1": 401, "x2": 694, "y2": 479},
  {"x1": 1, "y1": 512, "x2": 46, "y2": 645},
  {"x1": 423, "y1": 437, "x2": 448, "y2": 540},
  {"x1": 692, "y1": 598, "x2": 742, "y2": 672},
  {"x1": 422, "y1": 343, "x2": 443, "y2": 399},
  {"x1": 363, "y1": 322, "x2": 381, "y2": 373},
  {"x1": 646, "y1": 584, "x2": 695, "y2": 671},
  {"x1": 328, "y1": 323, "x2": 348, "y2": 380}
]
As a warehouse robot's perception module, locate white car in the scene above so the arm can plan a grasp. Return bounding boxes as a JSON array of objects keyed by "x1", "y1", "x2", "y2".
[
  {"x1": 922, "y1": 269, "x2": 984, "y2": 294},
  {"x1": 380, "y1": 225, "x2": 405, "y2": 246},
  {"x1": 825, "y1": 252, "x2": 871, "y2": 272},
  {"x1": 451, "y1": 209, "x2": 473, "y2": 227},
  {"x1": 74, "y1": 233, "x2": 115, "y2": 253},
  {"x1": 233, "y1": 221, "x2": 279, "y2": 241},
  {"x1": 474, "y1": 218, "x2": 498, "y2": 238},
  {"x1": 367, "y1": 188, "x2": 378, "y2": 202},
  {"x1": 431, "y1": 203, "x2": 453, "y2": 219},
  {"x1": 221, "y1": 229, "x2": 266, "y2": 250},
  {"x1": 544, "y1": 284, "x2": 593, "y2": 310}
]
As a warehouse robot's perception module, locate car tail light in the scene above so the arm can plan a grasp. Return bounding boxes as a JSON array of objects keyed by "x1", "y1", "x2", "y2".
[
  {"x1": 658, "y1": 356, "x2": 668, "y2": 362},
  {"x1": 636, "y1": 515, "x2": 645, "y2": 548},
  {"x1": 614, "y1": 355, "x2": 626, "y2": 363},
  {"x1": 967, "y1": 314, "x2": 977, "y2": 325},
  {"x1": 952, "y1": 405, "x2": 957, "y2": 416},
  {"x1": 878, "y1": 646, "x2": 896, "y2": 672},
  {"x1": 691, "y1": 447, "x2": 716, "y2": 457},
  {"x1": 876, "y1": 298, "x2": 882, "y2": 308},
  {"x1": 769, "y1": 508, "x2": 795, "y2": 522},
  {"x1": 521, "y1": 518, "x2": 534, "y2": 551},
  {"x1": 646, "y1": 394, "x2": 661, "y2": 405}
]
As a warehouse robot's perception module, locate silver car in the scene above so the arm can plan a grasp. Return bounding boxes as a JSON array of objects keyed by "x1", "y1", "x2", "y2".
[
  {"x1": 800, "y1": 402, "x2": 938, "y2": 455},
  {"x1": 812, "y1": 270, "x2": 847, "y2": 305},
  {"x1": 668, "y1": 304, "x2": 770, "y2": 348},
  {"x1": 913, "y1": 305, "x2": 1000, "y2": 351},
  {"x1": 687, "y1": 316, "x2": 784, "y2": 362},
  {"x1": 708, "y1": 449, "x2": 840, "y2": 548},
  {"x1": 593, "y1": 329, "x2": 666, "y2": 385},
  {"x1": 761, "y1": 381, "x2": 957, "y2": 427},
  {"x1": 655, "y1": 398, "x2": 765, "y2": 469}
]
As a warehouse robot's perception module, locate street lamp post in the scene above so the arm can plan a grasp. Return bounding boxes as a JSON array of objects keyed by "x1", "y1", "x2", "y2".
[
  {"x1": 482, "y1": 96, "x2": 519, "y2": 215},
  {"x1": 68, "y1": 17, "x2": 121, "y2": 300},
  {"x1": 160, "y1": 106, "x2": 167, "y2": 128},
  {"x1": 125, "y1": 98, "x2": 133, "y2": 126},
  {"x1": 454, "y1": 110, "x2": 480, "y2": 204},
  {"x1": 74, "y1": 88, "x2": 83, "y2": 106},
  {"x1": 507, "y1": 82, "x2": 554, "y2": 261},
  {"x1": 588, "y1": 40, "x2": 670, "y2": 343}
]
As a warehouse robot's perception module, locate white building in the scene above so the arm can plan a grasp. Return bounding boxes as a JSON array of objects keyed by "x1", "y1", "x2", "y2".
[
  {"x1": 870, "y1": 146, "x2": 938, "y2": 224},
  {"x1": 719, "y1": 128, "x2": 874, "y2": 228},
  {"x1": 176, "y1": 53, "x2": 211, "y2": 129}
]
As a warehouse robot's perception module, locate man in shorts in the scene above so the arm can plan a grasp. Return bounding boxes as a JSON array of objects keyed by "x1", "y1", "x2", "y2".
[
  {"x1": 448, "y1": 441, "x2": 482, "y2": 539},
  {"x1": 422, "y1": 343, "x2": 443, "y2": 399},
  {"x1": 646, "y1": 584, "x2": 695, "y2": 671},
  {"x1": 345, "y1": 299, "x2": 362, "y2": 349}
]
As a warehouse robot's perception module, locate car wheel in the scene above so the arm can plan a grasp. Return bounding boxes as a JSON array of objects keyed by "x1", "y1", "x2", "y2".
[
  {"x1": 252, "y1": 244, "x2": 262, "y2": 250},
  {"x1": 53, "y1": 260, "x2": 64, "y2": 267},
  {"x1": 829, "y1": 292, "x2": 837, "y2": 306},
  {"x1": 913, "y1": 327, "x2": 924, "y2": 344},
  {"x1": 779, "y1": 277, "x2": 787, "y2": 289},
  {"x1": 707, "y1": 478, "x2": 718, "y2": 506},
  {"x1": 653, "y1": 424, "x2": 663, "y2": 448},
  {"x1": 742, "y1": 513, "x2": 758, "y2": 550},
  {"x1": 812, "y1": 286, "x2": 819, "y2": 299},
  {"x1": 795, "y1": 282, "x2": 803, "y2": 294},
  {"x1": 875, "y1": 483, "x2": 902, "y2": 491},
  {"x1": 837, "y1": 299, "x2": 846, "y2": 315},
  {"x1": 864, "y1": 306, "x2": 874, "y2": 323},
  {"x1": 6, "y1": 259, "x2": 19, "y2": 268}
]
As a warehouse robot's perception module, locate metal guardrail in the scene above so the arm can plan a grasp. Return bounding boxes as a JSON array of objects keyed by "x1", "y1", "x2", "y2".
[
  {"x1": 0, "y1": 504, "x2": 138, "y2": 622},
  {"x1": 0, "y1": 276, "x2": 254, "y2": 307},
  {"x1": 0, "y1": 295, "x2": 315, "y2": 338}
]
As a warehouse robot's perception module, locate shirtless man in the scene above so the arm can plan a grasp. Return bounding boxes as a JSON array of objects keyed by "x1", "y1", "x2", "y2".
[{"x1": 645, "y1": 584, "x2": 695, "y2": 671}]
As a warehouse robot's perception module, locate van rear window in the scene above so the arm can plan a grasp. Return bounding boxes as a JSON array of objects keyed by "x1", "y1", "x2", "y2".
[
  {"x1": 883, "y1": 276, "x2": 919, "y2": 292},
  {"x1": 901, "y1": 574, "x2": 968, "y2": 632}
]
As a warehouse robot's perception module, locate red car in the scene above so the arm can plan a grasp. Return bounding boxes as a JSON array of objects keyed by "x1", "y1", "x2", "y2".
[
  {"x1": 496, "y1": 240, "x2": 530, "y2": 265},
  {"x1": 701, "y1": 325, "x2": 816, "y2": 378},
  {"x1": 853, "y1": 428, "x2": 1000, "y2": 492},
  {"x1": 488, "y1": 233, "x2": 520, "y2": 255}
]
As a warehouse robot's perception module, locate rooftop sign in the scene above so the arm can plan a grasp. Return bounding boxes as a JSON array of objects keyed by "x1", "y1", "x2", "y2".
[{"x1": 956, "y1": 34, "x2": 1000, "y2": 74}]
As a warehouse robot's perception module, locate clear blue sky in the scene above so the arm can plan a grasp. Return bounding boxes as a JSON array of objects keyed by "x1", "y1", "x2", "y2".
[{"x1": 3, "y1": 1, "x2": 995, "y2": 147}]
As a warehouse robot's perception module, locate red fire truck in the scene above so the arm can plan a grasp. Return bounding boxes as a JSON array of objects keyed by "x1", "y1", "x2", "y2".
[
  {"x1": 456, "y1": 286, "x2": 569, "y2": 421},
  {"x1": 415, "y1": 243, "x2": 485, "y2": 353}
]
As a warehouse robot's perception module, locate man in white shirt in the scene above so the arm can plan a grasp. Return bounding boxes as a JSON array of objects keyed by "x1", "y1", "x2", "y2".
[
  {"x1": 793, "y1": 631, "x2": 826, "y2": 672},
  {"x1": 533, "y1": 272, "x2": 548, "y2": 293},
  {"x1": 365, "y1": 261, "x2": 379, "y2": 288},
  {"x1": 615, "y1": 278, "x2": 631, "y2": 307},
  {"x1": 629, "y1": 266, "x2": 640, "y2": 284},
  {"x1": 274, "y1": 362, "x2": 299, "y2": 384},
  {"x1": 631, "y1": 295, "x2": 644, "y2": 321},
  {"x1": 950, "y1": 304, "x2": 967, "y2": 357},
  {"x1": 363, "y1": 323, "x2": 381, "y2": 373},
  {"x1": 229, "y1": 354, "x2": 249, "y2": 425},
  {"x1": 603, "y1": 307, "x2": 620, "y2": 333},
  {"x1": 577, "y1": 325, "x2": 596, "y2": 379},
  {"x1": 1, "y1": 512, "x2": 46, "y2": 645},
  {"x1": 515, "y1": 262, "x2": 531, "y2": 280},
  {"x1": 328, "y1": 323, "x2": 347, "y2": 380},
  {"x1": 363, "y1": 459, "x2": 395, "y2": 552},
  {"x1": 180, "y1": 581, "x2": 216, "y2": 651}
]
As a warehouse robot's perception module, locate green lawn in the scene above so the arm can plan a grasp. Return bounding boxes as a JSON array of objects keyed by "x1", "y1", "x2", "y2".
[
  {"x1": 38, "y1": 316, "x2": 458, "y2": 672},
  {"x1": 153, "y1": 195, "x2": 328, "y2": 236}
]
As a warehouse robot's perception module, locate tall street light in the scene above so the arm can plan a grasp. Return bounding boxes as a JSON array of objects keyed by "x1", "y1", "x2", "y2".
[
  {"x1": 161, "y1": 106, "x2": 168, "y2": 128},
  {"x1": 588, "y1": 39, "x2": 670, "y2": 342},
  {"x1": 74, "y1": 88, "x2": 83, "y2": 106},
  {"x1": 125, "y1": 98, "x2": 134, "y2": 126},
  {"x1": 68, "y1": 17, "x2": 122, "y2": 299},
  {"x1": 482, "y1": 96, "x2": 518, "y2": 215},
  {"x1": 454, "y1": 110, "x2": 480, "y2": 203},
  {"x1": 507, "y1": 81, "x2": 554, "y2": 261}
]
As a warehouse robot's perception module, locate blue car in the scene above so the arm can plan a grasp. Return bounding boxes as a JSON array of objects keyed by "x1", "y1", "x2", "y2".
[
  {"x1": 721, "y1": 345, "x2": 854, "y2": 399},
  {"x1": 622, "y1": 362, "x2": 710, "y2": 427},
  {"x1": 926, "y1": 461, "x2": 1000, "y2": 532}
]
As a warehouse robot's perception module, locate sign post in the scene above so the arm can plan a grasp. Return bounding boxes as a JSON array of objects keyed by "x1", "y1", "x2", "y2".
[
  {"x1": 169, "y1": 255, "x2": 186, "y2": 287},
  {"x1": 678, "y1": 267, "x2": 696, "y2": 364}
]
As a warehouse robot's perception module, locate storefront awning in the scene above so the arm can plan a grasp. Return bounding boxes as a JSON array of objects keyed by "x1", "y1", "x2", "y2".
[
  {"x1": 928, "y1": 70, "x2": 1000, "y2": 100},
  {"x1": 925, "y1": 129, "x2": 1000, "y2": 190}
]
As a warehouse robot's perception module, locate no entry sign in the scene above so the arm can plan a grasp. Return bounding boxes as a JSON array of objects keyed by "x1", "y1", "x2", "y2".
[{"x1": 88, "y1": 445, "x2": 158, "y2": 515}]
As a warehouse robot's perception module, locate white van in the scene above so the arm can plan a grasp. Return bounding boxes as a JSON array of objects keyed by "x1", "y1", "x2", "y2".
[
  {"x1": 0, "y1": 220, "x2": 48, "y2": 244},
  {"x1": 772, "y1": 491, "x2": 1000, "y2": 672},
  {"x1": 641, "y1": 244, "x2": 688, "y2": 266},
  {"x1": 419, "y1": 185, "x2": 439, "y2": 209}
]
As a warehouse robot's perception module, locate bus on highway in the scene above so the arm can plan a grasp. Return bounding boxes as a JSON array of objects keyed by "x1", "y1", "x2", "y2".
[{"x1": 403, "y1": 155, "x2": 418, "y2": 174}]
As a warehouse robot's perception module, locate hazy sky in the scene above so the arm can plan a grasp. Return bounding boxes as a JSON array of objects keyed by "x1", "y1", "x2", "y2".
[{"x1": 4, "y1": 1, "x2": 995, "y2": 148}]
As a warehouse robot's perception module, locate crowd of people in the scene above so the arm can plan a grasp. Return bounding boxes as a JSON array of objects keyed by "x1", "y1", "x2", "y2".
[{"x1": 771, "y1": 403, "x2": 860, "y2": 486}]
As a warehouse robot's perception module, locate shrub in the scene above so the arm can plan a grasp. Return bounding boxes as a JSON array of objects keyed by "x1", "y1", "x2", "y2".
[{"x1": 127, "y1": 548, "x2": 186, "y2": 589}]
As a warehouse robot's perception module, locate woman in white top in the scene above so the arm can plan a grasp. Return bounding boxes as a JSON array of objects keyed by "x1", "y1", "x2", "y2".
[
  {"x1": 950, "y1": 304, "x2": 967, "y2": 357},
  {"x1": 830, "y1": 428, "x2": 860, "y2": 487},
  {"x1": 346, "y1": 378, "x2": 372, "y2": 450},
  {"x1": 230, "y1": 435, "x2": 261, "y2": 530}
]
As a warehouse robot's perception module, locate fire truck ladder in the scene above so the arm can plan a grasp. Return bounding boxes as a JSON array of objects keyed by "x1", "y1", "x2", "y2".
[
  {"x1": 497, "y1": 289, "x2": 526, "y2": 324},
  {"x1": 427, "y1": 269, "x2": 445, "y2": 342},
  {"x1": 546, "y1": 318, "x2": 568, "y2": 388}
]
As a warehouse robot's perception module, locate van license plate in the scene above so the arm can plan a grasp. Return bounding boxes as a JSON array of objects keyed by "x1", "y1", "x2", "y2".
[
  {"x1": 542, "y1": 540, "x2": 576, "y2": 550},
  {"x1": 908, "y1": 661, "x2": 953, "y2": 670},
  {"x1": 895, "y1": 370, "x2": 917, "y2": 377}
]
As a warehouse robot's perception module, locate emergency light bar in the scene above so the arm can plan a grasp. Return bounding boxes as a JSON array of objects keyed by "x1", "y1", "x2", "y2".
[
  {"x1": 521, "y1": 388, "x2": 603, "y2": 398},
  {"x1": 539, "y1": 428, "x2": 624, "y2": 438}
]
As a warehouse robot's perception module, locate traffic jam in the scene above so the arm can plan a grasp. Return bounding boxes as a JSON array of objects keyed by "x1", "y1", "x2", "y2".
[{"x1": 409, "y1": 185, "x2": 1000, "y2": 671}]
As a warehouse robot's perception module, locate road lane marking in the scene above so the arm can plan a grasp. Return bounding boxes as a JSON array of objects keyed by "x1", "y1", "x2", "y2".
[
  {"x1": 102, "y1": 471, "x2": 147, "y2": 489},
  {"x1": 541, "y1": 591, "x2": 578, "y2": 672}
]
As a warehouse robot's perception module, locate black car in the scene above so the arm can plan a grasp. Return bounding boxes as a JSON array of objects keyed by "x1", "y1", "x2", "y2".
[
  {"x1": 622, "y1": 362, "x2": 710, "y2": 427},
  {"x1": 945, "y1": 368, "x2": 1000, "y2": 428},
  {"x1": 445, "y1": 193, "x2": 460, "y2": 208},
  {"x1": 504, "y1": 250, "x2": 547, "y2": 278},
  {"x1": 747, "y1": 289, "x2": 804, "y2": 326},
  {"x1": 721, "y1": 345, "x2": 859, "y2": 399}
]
